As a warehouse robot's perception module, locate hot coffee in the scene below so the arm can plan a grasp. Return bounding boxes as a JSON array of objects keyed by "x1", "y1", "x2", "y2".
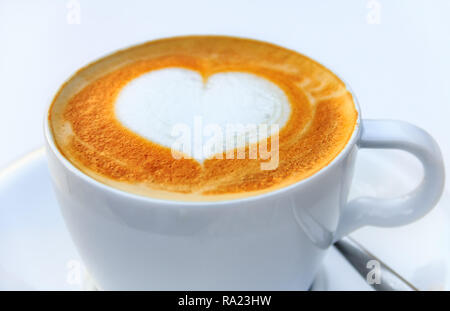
[{"x1": 49, "y1": 36, "x2": 358, "y2": 201}]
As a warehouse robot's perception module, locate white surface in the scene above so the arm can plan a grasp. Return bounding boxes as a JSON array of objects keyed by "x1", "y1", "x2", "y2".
[
  {"x1": 1, "y1": 148, "x2": 448, "y2": 290},
  {"x1": 116, "y1": 69, "x2": 290, "y2": 160}
]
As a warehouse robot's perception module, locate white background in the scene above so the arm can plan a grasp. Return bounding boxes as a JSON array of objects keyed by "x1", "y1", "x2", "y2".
[{"x1": 0, "y1": 0, "x2": 449, "y2": 174}]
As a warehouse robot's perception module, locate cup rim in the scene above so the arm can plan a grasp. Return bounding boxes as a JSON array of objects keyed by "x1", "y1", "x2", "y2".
[{"x1": 44, "y1": 39, "x2": 362, "y2": 207}]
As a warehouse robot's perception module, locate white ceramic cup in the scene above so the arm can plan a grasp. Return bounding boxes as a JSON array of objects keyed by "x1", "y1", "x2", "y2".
[{"x1": 44, "y1": 84, "x2": 445, "y2": 290}]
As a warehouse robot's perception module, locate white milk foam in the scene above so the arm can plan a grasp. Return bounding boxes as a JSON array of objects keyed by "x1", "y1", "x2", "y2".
[{"x1": 115, "y1": 68, "x2": 290, "y2": 161}]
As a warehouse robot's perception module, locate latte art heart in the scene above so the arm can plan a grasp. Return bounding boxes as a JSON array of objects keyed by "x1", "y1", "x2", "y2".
[
  {"x1": 115, "y1": 68, "x2": 290, "y2": 161},
  {"x1": 49, "y1": 36, "x2": 358, "y2": 201}
]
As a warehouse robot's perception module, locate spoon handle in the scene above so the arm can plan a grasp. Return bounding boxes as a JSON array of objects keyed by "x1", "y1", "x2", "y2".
[{"x1": 334, "y1": 237, "x2": 418, "y2": 291}]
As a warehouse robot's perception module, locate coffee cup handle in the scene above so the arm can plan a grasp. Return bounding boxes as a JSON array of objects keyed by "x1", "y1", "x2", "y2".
[{"x1": 335, "y1": 119, "x2": 445, "y2": 240}]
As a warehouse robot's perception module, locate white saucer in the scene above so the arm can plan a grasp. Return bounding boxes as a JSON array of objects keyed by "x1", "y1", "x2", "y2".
[{"x1": 0, "y1": 148, "x2": 448, "y2": 291}]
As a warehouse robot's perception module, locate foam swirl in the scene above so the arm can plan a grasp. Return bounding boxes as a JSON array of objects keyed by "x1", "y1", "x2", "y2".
[{"x1": 115, "y1": 68, "x2": 291, "y2": 161}]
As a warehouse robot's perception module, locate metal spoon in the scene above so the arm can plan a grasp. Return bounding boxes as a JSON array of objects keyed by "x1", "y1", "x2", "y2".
[{"x1": 334, "y1": 237, "x2": 418, "y2": 291}]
